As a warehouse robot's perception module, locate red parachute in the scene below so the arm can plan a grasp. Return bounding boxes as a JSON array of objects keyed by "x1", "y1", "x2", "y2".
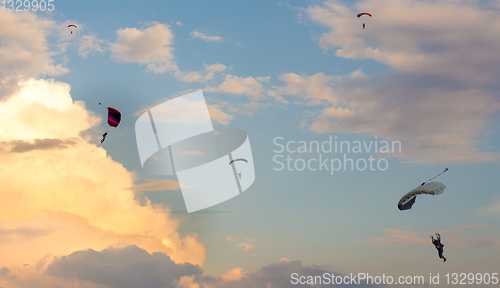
[
  {"x1": 99, "y1": 103, "x2": 121, "y2": 144},
  {"x1": 357, "y1": 13, "x2": 372, "y2": 18},
  {"x1": 107, "y1": 107, "x2": 121, "y2": 128},
  {"x1": 68, "y1": 24, "x2": 77, "y2": 34}
]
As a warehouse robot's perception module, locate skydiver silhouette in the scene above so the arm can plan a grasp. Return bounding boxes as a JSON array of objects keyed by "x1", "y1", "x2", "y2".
[
  {"x1": 100, "y1": 132, "x2": 108, "y2": 144},
  {"x1": 431, "y1": 233, "x2": 446, "y2": 262},
  {"x1": 363, "y1": 23, "x2": 365, "y2": 29}
]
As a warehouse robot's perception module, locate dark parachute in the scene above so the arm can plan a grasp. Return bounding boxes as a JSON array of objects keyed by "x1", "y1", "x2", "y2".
[
  {"x1": 229, "y1": 158, "x2": 248, "y2": 165},
  {"x1": 357, "y1": 13, "x2": 372, "y2": 18},
  {"x1": 68, "y1": 24, "x2": 77, "y2": 34},
  {"x1": 107, "y1": 107, "x2": 121, "y2": 128}
]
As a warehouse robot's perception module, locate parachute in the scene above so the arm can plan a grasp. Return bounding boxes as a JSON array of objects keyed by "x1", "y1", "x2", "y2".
[
  {"x1": 229, "y1": 158, "x2": 248, "y2": 179},
  {"x1": 107, "y1": 107, "x2": 121, "y2": 128},
  {"x1": 398, "y1": 182, "x2": 446, "y2": 211},
  {"x1": 68, "y1": 24, "x2": 77, "y2": 34},
  {"x1": 98, "y1": 104, "x2": 121, "y2": 144},
  {"x1": 357, "y1": 13, "x2": 372, "y2": 18},
  {"x1": 397, "y1": 168, "x2": 450, "y2": 236},
  {"x1": 229, "y1": 158, "x2": 248, "y2": 165}
]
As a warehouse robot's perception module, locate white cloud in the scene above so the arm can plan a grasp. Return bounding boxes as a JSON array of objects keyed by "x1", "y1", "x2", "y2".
[
  {"x1": 308, "y1": 0, "x2": 500, "y2": 85},
  {"x1": 205, "y1": 74, "x2": 270, "y2": 99},
  {"x1": 236, "y1": 243, "x2": 255, "y2": 251},
  {"x1": 174, "y1": 63, "x2": 227, "y2": 82},
  {"x1": 272, "y1": 0, "x2": 500, "y2": 163},
  {"x1": 0, "y1": 79, "x2": 99, "y2": 140},
  {"x1": 110, "y1": 22, "x2": 179, "y2": 74},
  {"x1": 191, "y1": 31, "x2": 222, "y2": 42},
  {"x1": 109, "y1": 23, "x2": 227, "y2": 83},
  {"x1": 78, "y1": 35, "x2": 106, "y2": 58},
  {"x1": 0, "y1": 10, "x2": 67, "y2": 81},
  {"x1": 0, "y1": 79, "x2": 207, "y2": 271}
]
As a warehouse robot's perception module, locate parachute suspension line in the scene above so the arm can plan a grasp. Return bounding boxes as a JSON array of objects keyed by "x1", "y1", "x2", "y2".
[{"x1": 422, "y1": 168, "x2": 449, "y2": 186}]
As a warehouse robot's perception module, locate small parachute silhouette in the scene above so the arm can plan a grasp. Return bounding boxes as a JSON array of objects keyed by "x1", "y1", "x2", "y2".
[
  {"x1": 357, "y1": 13, "x2": 372, "y2": 18},
  {"x1": 68, "y1": 24, "x2": 77, "y2": 34},
  {"x1": 229, "y1": 158, "x2": 248, "y2": 165},
  {"x1": 229, "y1": 158, "x2": 248, "y2": 179}
]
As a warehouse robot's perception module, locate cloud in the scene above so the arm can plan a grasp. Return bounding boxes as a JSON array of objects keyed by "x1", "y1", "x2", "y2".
[
  {"x1": 366, "y1": 228, "x2": 429, "y2": 246},
  {"x1": 7, "y1": 138, "x2": 78, "y2": 153},
  {"x1": 0, "y1": 78, "x2": 207, "y2": 271},
  {"x1": 198, "y1": 259, "x2": 383, "y2": 288},
  {"x1": 174, "y1": 63, "x2": 227, "y2": 82},
  {"x1": 78, "y1": 35, "x2": 106, "y2": 58},
  {"x1": 0, "y1": 78, "x2": 99, "y2": 141},
  {"x1": 272, "y1": 72, "x2": 342, "y2": 105},
  {"x1": 224, "y1": 236, "x2": 236, "y2": 242},
  {"x1": 274, "y1": 0, "x2": 500, "y2": 163},
  {"x1": 483, "y1": 197, "x2": 500, "y2": 215},
  {"x1": 0, "y1": 10, "x2": 67, "y2": 81},
  {"x1": 110, "y1": 23, "x2": 228, "y2": 82},
  {"x1": 1, "y1": 248, "x2": 385, "y2": 288},
  {"x1": 45, "y1": 246, "x2": 203, "y2": 288},
  {"x1": 191, "y1": 31, "x2": 222, "y2": 42},
  {"x1": 205, "y1": 74, "x2": 270, "y2": 99},
  {"x1": 110, "y1": 22, "x2": 179, "y2": 74},
  {"x1": 207, "y1": 104, "x2": 234, "y2": 125},
  {"x1": 236, "y1": 243, "x2": 255, "y2": 251},
  {"x1": 219, "y1": 267, "x2": 245, "y2": 281},
  {"x1": 308, "y1": 0, "x2": 500, "y2": 85},
  {"x1": 0, "y1": 225, "x2": 50, "y2": 242},
  {"x1": 223, "y1": 236, "x2": 256, "y2": 252},
  {"x1": 132, "y1": 179, "x2": 182, "y2": 191}
]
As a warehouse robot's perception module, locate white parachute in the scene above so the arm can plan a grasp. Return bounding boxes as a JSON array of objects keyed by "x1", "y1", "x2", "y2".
[{"x1": 398, "y1": 182, "x2": 446, "y2": 211}]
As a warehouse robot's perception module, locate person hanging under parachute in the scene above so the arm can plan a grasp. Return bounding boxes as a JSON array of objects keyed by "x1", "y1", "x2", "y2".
[
  {"x1": 68, "y1": 24, "x2": 77, "y2": 34},
  {"x1": 229, "y1": 158, "x2": 248, "y2": 179},
  {"x1": 398, "y1": 168, "x2": 449, "y2": 261},
  {"x1": 431, "y1": 233, "x2": 447, "y2": 262},
  {"x1": 100, "y1": 132, "x2": 108, "y2": 144},
  {"x1": 357, "y1": 12, "x2": 372, "y2": 29},
  {"x1": 99, "y1": 103, "x2": 121, "y2": 144}
]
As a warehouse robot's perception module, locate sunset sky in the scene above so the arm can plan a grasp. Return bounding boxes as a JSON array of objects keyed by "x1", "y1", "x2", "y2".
[{"x1": 1, "y1": 0, "x2": 500, "y2": 287}]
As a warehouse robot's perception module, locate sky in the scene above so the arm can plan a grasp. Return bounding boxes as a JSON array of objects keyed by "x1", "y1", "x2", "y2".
[{"x1": 1, "y1": 0, "x2": 500, "y2": 287}]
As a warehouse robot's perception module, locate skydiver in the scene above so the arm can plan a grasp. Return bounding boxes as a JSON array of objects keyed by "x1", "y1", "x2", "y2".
[
  {"x1": 363, "y1": 23, "x2": 365, "y2": 29},
  {"x1": 431, "y1": 233, "x2": 446, "y2": 262},
  {"x1": 100, "y1": 132, "x2": 108, "y2": 144},
  {"x1": 238, "y1": 172, "x2": 242, "y2": 179}
]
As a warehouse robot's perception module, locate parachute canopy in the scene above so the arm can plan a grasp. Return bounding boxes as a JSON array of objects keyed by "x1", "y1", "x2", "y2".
[
  {"x1": 229, "y1": 158, "x2": 248, "y2": 165},
  {"x1": 357, "y1": 13, "x2": 372, "y2": 18},
  {"x1": 398, "y1": 182, "x2": 446, "y2": 211},
  {"x1": 68, "y1": 24, "x2": 77, "y2": 28},
  {"x1": 107, "y1": 107, "x2": 121, "y2": 128}
]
